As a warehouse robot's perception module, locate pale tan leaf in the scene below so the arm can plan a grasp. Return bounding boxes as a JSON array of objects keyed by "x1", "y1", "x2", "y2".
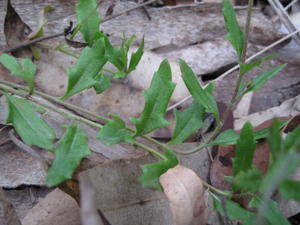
[{"x1": 160, "y1": 165, "x2": 209, "y2": 225}]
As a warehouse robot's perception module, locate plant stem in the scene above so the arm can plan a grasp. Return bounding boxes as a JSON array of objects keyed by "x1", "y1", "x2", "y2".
[
  {"x1": 203, "y1": 181, "x2": 232, "y2": 197},
  {"x1": 241, "y1": 0, "x2": 254, "y2": 63},
  {"x1": 134, "y1": 142, "x2": 167, "y2": 160},
  {"x1": 0, "y1": 82, "x2": 167, "y2": 160},
  {"x1": 174, "y1": 0, "x2": 254, "y2": 155},
  {"x1": 0, "y1": 33, "x2": 65, "y2": 55},
  {"x1": 221, "y1": 0, "x2": 254, "y2": 125},
  {"x1": 0, "y1": 80, "x2": 109, "y2": 124},
  {"x1": 0, "y1": 84, "x2": 102, "y2": 129},
  {"x1": 102, "y1": 67, "x2": 115, "y2": 74},
  {"x1": 173, "y1": 124, "x2": 221, "y2": 155}
]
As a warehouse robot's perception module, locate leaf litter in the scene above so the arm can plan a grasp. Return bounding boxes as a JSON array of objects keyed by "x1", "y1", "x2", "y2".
[{"x1": 1, "y1": 0, "x2": 300, "y2": 224}]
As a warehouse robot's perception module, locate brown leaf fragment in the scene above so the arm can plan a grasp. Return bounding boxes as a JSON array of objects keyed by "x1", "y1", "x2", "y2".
[
  {"x1": 4, "y1": 0, "x2": 32, "y2": 57},
  {"x1": 0, "y1": 188, "x2": 21, "y2": 225},
  {"x1": 283, "y1": 113, "x2": 300, "y2": 133},
  {"x1": 160, "y1": 165, "x2": 209, "y2": 225}
]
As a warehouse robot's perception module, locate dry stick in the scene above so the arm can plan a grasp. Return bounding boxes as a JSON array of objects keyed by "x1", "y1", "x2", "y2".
[
  {"x1": 167, "y1": 29, "x2": 300, "y2": 112},
  {"x1": 284, "y1": 0, "x2": 299, "y2": 11},
  {"x1": 0, "y1": 32, "x2": 65, "y2": 55},
  {"x1": 268, "y1": 0, "x2": 300, "y2": 45}
]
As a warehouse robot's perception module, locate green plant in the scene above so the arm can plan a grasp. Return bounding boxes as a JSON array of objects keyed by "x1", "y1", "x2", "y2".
[{"x1": 0, "y1": 0, "x2": 299, "y2": 224}]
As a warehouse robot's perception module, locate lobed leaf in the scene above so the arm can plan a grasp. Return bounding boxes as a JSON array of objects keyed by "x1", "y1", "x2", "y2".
[
  {"x1": 0, "y1": 54, "x2": 36, "y2": 93},
  {"x1": 169, "y1": 101, "x2": 205, "y2": 145},
  {"x1": 139, "y1": 148, "x2": 178, "y2": 190},
  {"x1": 226, "y1": 199, "x2": 255, "y2": 225},
  {"x1": 128, "y1": 36, "x2": 144, "y2": 73},
  {"x1": 232, "y1": 122, "x2": 256, "y2": 176},
  {"x1": 245, "y1": 64, "x2": 286, "y2": 94},
  {"x1": 96, "y1": 114, "x2": 134, "y2": 145},
  {"x1": 179, "y1": 59, "x2": 219, "y2": 120},
  {"x1": 76, "y1": 0, "x2": 101, "y2": 45},
  {"x1": 62, "y1": 38, "x2": 107, "y2": 99},
  {"x1": 222, "y1": 0, "x2": 244, "y2": 61},
  {"x1": 104, "y1": 36, "x2": 123, "y2": 71},
  {"x1": 234, "y1": 167, "x2": 262, "y2": 192},
  {"x1": 93, "y1": 74, "x2": 111, "y2": 94},
  {"x1": 130, "y1": 60, "x2": 176, "y2": 136},
  {"x1": 279, "y1": 179, "x2": 300, "y2": 202},
  {"x1": 5, "y1": 93, "x2": 55, "y2": 149},
  {"x1": 46, "y1": 125, "x2": 91, "y2": 187}
]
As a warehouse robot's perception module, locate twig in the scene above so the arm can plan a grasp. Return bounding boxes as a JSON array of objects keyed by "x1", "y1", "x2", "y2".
[
  {"x1": 268, "y1": 0, "x2": 300, "y2": 45},
  {"x1": 0, "y1": 32, "x2": 65, "y2": 54},
  {"x1": 167, "y1": 29, "x2": 300, "y2": 112},
  {"x1": 102, "y1": 0, "x2": 159, "y2": 22}
]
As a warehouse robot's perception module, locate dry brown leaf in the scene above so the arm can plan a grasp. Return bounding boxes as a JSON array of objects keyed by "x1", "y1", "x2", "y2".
[
  {"x1": 21, "y1": 188, "x2": 81, "y2": 225},
  {"x1": 4, "y1": 0, "x2": 32, "y2": 57},
  {"x1": 234, "y1": 94, "x2": 300, "y2": 130},
  {"x1": 0, "y1": 188, "x2": 22, "y2": 225},
  {"x1": 160, "y1": 165, "x2": 209, "y2": 225}
]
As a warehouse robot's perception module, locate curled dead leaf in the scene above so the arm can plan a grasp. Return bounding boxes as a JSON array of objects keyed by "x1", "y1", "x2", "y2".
[{"x1": 160, "y1": 165, "x2": 209, "y2": 225}]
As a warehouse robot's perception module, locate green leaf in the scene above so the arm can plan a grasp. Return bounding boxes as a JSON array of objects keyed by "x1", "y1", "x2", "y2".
[
  {"x1": 139, "y1": 148, "x2": 178, "y2": 190},
  {"x1": 76, "y1": 0, "x2": 101, "y2": 45},
  {"x1": 268, "y1": 119, "x2": 283, "y2": 161},
  {"x1": 226, "y1": 200, "x2": 255, "y2": 225},
  {"x1": 210, "y1": 192, "x2": 225, "y2": 216},
  {"x1": 279, "y1": 179, "x2": 300, "y2": 202},
  {"x1": 168, "y1": 101, "x2": 205, "y2": 145},
  {"x1": 284, "y1": 124, "x2": 300, "y2": 152},
  {"x1": 179, "y1": 59, "x2": 219, "y2": 119},
  {"x1": 96, "y1": 114, "x2": 134, "y2": 145},
  {"x1": 130, "y1": 60, "x2": 176, "y2": 136},
  {"x1": 245, "y1": 64, "x2": 286, "y2": 94},
  {"x1": 121, "y1": 35, "x2": 136, "y2": 72},
  {"x1": 234, "y1": 167, "x2": 262, "y2": 192},
  {"x1": 93, "y1": 74, "x2": 111, "y2": 94},
  {"x1": 260, "y1": 153, "x2": 300, "y2": 195},
  {"x1": 128, "y1": 37, "x2": 144, "y2": 73},
  {"x1": 211, "y1": 121, "x2": 287, "y2": 147},
  {"x1": 0, "y1": 54, "x2": 36, "y2": 93},
  {"x1": 46, "y1": 125, "x2": 91, "y2": 187},
  {"x1": 5, "y1": 93, "x2": 55, "y2": 149},
  {"x1": 62, "y1": 38, "x2": 107, "y2": 99},
  {"x1": 249, "y1": 197, "x2": 291, "y2": 225},
  {"x1": 114, "y1": 71, "x2": 127, "y2": 79},
  {"x1": 222, "y1": 0, "x2": 244, "y2": 61},
  {"x1": 240, "y1": 56, "x2": 274, "y2": 76},
  {"x1": 211, "y1": 129, "x2": 239, "y2": 146},
  {"x1": 104, "y1": 36, "x2": 123, "y2": 70},
  {"x1": 232, "y1": 122, "x2": 256, "y2": 176}
]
